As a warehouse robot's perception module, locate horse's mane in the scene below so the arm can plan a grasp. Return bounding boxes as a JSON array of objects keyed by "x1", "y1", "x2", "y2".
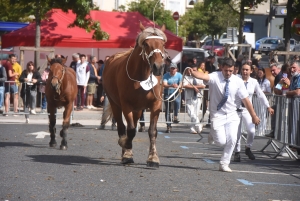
[
  {"x1": 136, "y1": 27, "x2": 167, "y2": 48},
  {"x1": 110, "y1": 49, "x2": 133, "y2": 62}
]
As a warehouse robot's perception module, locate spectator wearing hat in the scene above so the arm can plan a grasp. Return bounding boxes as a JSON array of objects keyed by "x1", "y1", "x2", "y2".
[{"x1": 163, "y1": 63, "x2": 182, "y2": 133}]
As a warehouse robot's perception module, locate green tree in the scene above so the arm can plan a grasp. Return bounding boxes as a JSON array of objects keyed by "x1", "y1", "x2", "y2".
[
  {"x1": 127, "y1": 0, "x2": 176, "y2": 33},
  {"x1": 0, "y1": 0, "x2": 109, "y2": 67},
  {"x1": 179, "y1": 2, "x2": 238, "y2": 47}
]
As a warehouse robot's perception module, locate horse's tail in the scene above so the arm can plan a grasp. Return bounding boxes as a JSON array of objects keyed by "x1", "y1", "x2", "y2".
[{"x1": 101, "y1": 100, "x2": 113, "y2": 125}]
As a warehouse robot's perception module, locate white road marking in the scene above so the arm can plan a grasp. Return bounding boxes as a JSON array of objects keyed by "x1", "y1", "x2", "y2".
[
  {"x1": 192, "y1": 153, "x2": 222, "y2": 156},
  {"x1": 27, "y1": 131, "x2": 49, "y2": 139},
  {"x1": 172, "y1": 141, "x2": 209, "y2": 144},
  {"x1": 233, "y1": 170, "x2": 300, "y2": 176}
]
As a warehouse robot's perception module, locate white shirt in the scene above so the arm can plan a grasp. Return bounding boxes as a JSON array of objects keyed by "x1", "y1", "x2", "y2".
[
  {"x1": 183, "y1": 75, "x2": 205, "y2": 99},
  {"x1": 236, "y1": 77, "x2": 270, "y2": 108},
  {"x1": 76, "y1": 61, "x2": 90, "y2": 86},
  {"x1": 27, "y1": 72, "x2": 33, "y2": 85},
  {"x1": 204, "y1": 72, "x2": 249, "y2": 118},
  {"x1": 257, "y1": 78, "x2": 271, "y2": 93}
]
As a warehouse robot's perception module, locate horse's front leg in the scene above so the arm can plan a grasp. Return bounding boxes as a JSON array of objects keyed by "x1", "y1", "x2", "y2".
[
  {"x1": 147, "y1": 109, "x2": 160, "y2": 168},
  {"x1": 59, "y1": 102, "x2": 73, "y2": 150},
  {"x1": 48, "y1": 105, "x2": 57, "y2": 147},
  {"x1": 119, "y1": 110, "x2": 140, "y2": 164}
]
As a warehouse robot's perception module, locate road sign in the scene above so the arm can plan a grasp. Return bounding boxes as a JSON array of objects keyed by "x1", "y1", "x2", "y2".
[
  {"x1": 172, "y1": 12, "x2": 179, "y2": 21},
  {"x1": 227, "y1": 27, "x2": 238, "y2": 38}
]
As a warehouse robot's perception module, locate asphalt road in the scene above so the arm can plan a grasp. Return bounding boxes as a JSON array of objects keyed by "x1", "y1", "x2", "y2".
[{"x1": 0, "y1": 111, "x2": 300, "y2": 201}]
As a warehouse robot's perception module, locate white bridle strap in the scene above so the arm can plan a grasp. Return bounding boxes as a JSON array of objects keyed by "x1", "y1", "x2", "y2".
[
  {"x1": 145, "y1": 36, "x2": 164, "y2": 40},
  {"x1": 147, "y1": 49, "x2": 164, "y2": 59}
]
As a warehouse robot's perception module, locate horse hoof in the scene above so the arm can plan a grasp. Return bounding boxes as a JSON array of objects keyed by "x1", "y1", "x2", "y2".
[
  {"x1": 146, "y1": 162, "x2": 159, "y2": 168},
  {"x1": 49, "y1": 142, "x2": 57, "y2": 147},
  {"x1": 60, "y1": 145, "x2": 68, "y2": 150},
  {"x1": 121, "y1": 158, "x2": 134, "y2": 164}
]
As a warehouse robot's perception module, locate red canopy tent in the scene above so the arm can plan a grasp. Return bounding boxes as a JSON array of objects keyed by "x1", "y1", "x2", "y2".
[{"x1": 1, "y1": 9, "x2": 182, "y2": 52}]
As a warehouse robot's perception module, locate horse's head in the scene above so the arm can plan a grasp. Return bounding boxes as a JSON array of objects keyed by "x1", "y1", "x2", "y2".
[
  {"x1": 137, "y1": 22, "x2": 167, "y2": 76},
  {"x1": 47, "y1": 56, "x2": 68, "y2": 92}
]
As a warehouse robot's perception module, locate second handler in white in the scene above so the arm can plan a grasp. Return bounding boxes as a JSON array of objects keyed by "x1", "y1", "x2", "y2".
[
  {"x1": 189, "y1": 58, "x2": 260, "y2": 172},
  {"x1": 234, "y1": 63, "x2": 274, "y2": 162}
]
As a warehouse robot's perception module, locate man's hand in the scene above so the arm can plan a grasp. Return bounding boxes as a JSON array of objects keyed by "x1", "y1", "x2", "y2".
[
  {"x1": 267, "y1": 107, "x2": 274, "y2": 115},
  {"x1": 100, "y1": 96, "x2": 104, "y2": 102},
  {"x1": 252, "y1": 115, "x2": 260, "y2": 125},
  {"x1": 282, "y1": 77, "x2": 290, "y2": 86},
  {"x1": 32, "y1": 79, "x2": 37, "y2": 84},
  {"x1": 193, "y1": 86, "x2": 199, "y2": 93}
]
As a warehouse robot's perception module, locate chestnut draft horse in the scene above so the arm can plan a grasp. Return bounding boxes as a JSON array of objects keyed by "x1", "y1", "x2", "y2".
[
  {"x1": 103, "y1": 23, "x2": 167, "y2": 168},
  {"x1": 45, "y1": 57, "x2": 78, "y2": 150}
]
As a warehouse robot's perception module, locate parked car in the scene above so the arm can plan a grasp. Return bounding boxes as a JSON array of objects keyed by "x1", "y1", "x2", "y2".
[
  {"x1": 258, "y1": 37, "x2": 285, "y2": 55},
  {"x1": 289, "y1": 38, "x2": 298, "y2": 51},
  {"x1": 255, "y1": 37, "x2": 268, "y2": 51},
  {"x1": 201, "y1": 40, "x2": 225, "y2": 56},
  {"x1": 176, "y1": 47, "x2": 209, "y2": 72}
]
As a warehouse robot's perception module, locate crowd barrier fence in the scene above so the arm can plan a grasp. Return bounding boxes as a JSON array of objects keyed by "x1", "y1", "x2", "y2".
[
  {"x1": 1, "y1": 81, "x2": 74, "y2": 123},
  {"x1": 242, "y1": 94, "x2": 300, "y2": 160}
]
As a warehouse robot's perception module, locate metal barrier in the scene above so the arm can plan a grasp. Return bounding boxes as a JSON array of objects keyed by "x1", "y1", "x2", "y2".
[
  {"x1": 242, "y1": 94, "x2": 300, "y2": 160},
  {"x1": 1, "y1": 81, "x2": 73, "y2": 123}
]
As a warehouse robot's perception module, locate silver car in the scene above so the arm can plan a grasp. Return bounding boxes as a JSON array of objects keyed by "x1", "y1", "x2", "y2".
[{"x1": 258, "y1": 38, "x2": 285, "y2": 55}]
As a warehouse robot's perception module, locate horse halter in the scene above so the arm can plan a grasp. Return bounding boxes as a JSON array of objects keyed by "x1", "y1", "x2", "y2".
[
  {"x1": 140, "y1": 36, "x2": 166, "y2": 63},
  {"x1": 50, "y1": 65, "x2": 66, "y2": 95}
]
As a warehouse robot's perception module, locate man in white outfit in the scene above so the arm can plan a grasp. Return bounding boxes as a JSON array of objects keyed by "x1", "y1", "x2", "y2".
[
  {"x1": 234, "y1": 63, "x2": 274, "y2": 162},
  {"x1": 183, "y1": 65, "x2": 205, "y2": 134},
  {"x1": 75, "y1": 54, "x2": 90, "y2": 110},
  {"x1": 189, "y1": 57, "x2": 260, "y2": 172}
]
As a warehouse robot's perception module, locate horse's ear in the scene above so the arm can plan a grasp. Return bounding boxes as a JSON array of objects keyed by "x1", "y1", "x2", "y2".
[
  {"x1": 161, "y1": 24, "x2": 166, "y2": 32},
  {"x1": 139, "y1": 21, "x2": 145, "y2": 31},
  {"x1": 46, "y1": 55, "x2": 51, "y2": 63},
  {"x1": 62, "y1": 56, "x2": 68, "y2": 65}
]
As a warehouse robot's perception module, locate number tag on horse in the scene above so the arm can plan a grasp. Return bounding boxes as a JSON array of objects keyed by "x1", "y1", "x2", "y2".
[{"x1": 140, "y1": 74, "x2": 158, "y2": 91}]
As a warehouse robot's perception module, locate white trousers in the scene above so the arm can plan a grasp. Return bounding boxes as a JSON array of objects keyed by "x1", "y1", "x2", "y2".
[
  {"x1": 186, "y1": 97, "x2": 202, "y2": 130},
  {"x1": 210, "y1": 112, "x2": 240, "y2": 165},
  {"x1": 234, "y1": 109, "x2": 255, "y2": 152}
]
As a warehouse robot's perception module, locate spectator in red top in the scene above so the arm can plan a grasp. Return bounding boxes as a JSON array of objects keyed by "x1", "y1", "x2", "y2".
[{"x1": 3, "y1": 54, "x2": 19, "y2": 116}]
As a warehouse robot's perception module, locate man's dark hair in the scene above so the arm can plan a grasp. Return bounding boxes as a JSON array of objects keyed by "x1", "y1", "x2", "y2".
[
  {"x1": 222, "y1": 57, "x2": 234, "y2": 67},
  {"x1": 281, "y1": 63, "x2": 290, "y2": 73},
  {"x1": 217, "y1": 58, "x2": 223, "y2": 64},
  {"x1": 9, "y1": 54, "x2": 16, "y2": 58},
  {"x1": 80, "y1": 54, "x2": 86, "y2": 58},
  {"x1": 291, "y1": 60, "x2": 300, "y2": 67}
]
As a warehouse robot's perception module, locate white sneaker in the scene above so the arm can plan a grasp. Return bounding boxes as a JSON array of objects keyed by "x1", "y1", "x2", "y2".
[
  {"x1": 87, "y1": 105, "x2": 92, "y2": 109},
  {"x1": 196, "y1": 124, "x2": 203, "y2": 133},
  {"x1": 90, "y1": 105, "x2": 97, "y2": 109},
  {"x1": 208, "y1": 133, "x2": 214, "y2": 144},
  {"x1": 190, "y1": 127, "x2": 198, "y2": 134},
  {"x1": 26, "y1": 118, "x2": 29, "y2": 124},
  {"x1": 30, "y1": 110, "x2": 36, "y2": 115},
  {"x1": 219, "y1": 164, "x2": 232, "y2": 172}
]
